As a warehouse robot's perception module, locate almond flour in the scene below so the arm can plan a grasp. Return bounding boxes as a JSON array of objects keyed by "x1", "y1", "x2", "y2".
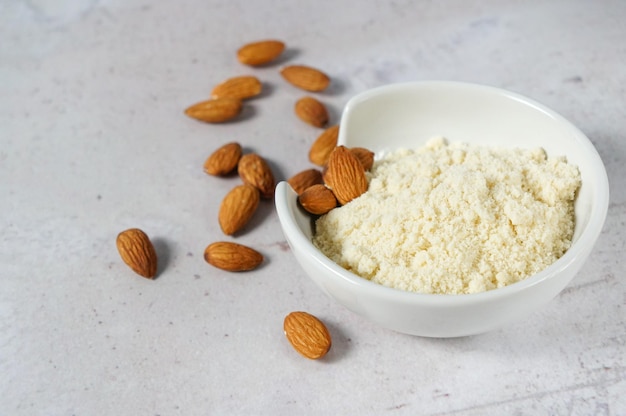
[{"x1": 313, "y1": 137, "x2": 581, "y2": 295}]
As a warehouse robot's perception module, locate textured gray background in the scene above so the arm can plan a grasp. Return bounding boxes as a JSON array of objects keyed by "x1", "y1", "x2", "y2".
[{"x1": 1, "y1": 0, "x2": 624, "y2": 414}]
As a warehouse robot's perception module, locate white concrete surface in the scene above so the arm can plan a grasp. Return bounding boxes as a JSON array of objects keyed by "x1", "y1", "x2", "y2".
[{"x1": 1, "y1": 0, "x2": 625, "y2": 414}]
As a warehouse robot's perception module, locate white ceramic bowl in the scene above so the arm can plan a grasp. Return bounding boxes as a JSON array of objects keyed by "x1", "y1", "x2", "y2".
[{"x1": 275, "y1": 81, "x2": 609, "y2": 337}]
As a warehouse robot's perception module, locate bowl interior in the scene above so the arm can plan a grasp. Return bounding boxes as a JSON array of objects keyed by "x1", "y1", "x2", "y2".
[{"x1": 337, "y1": 81, "x2": 609, "y2": 243}]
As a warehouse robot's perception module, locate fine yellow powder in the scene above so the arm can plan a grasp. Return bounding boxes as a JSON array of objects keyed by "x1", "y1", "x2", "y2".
[{"x1": 313, "y1": 137, "x2": 581, "y2": 294}]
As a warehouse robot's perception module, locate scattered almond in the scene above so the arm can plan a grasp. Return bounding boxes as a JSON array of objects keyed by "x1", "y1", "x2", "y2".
[
  {"x1": 287, "y1": 169, "x2": 324, "y2": 195},
  {"x1": 238, "y1": 153, "x2": 276, "y2": 199},
  {"x1": 211, "y1": 75, "x2": 262, "y2": 100},
  {"x1": 309, "y1": 125, "x2": 339, "y2": 166},
  {"x1": 280, "y1": 65, "x2": 330, "y2": 92},
  {"x1": 218, "y1": 184, "x2": 260, "y2": 235},
  {"x1": 350, "y1": 147, "x2": 375, "y2": 171},
  {"x1": 295, "y1": 96, "x2": 329, "y2": 128},
  {"x1": 204, "y1": 241, "x2": 263, "y2": 272},
  {"x1": 185, "y1": 98, "x2": 243, "y2": 123},
  {"x1": 237, "y1": 40, "x2": 285, "y2": 66},
  {"x1": 326, "y1": 145, "x2": 368, "y2": 205},
  {"x1": 116, "y1": 228, "x2": 158, "y2": 279},
  {"x1": 204, "y1": 142, "x2": 243, "y2": 176},
  {"x1": 284, "y1": 311, "x2": 332, "y2": 359},
  {"x1": 298, "y1": 184, "x2": 337, "y2": 215}
]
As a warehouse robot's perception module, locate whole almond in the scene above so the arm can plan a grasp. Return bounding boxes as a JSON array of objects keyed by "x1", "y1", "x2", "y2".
[
  {"x1": 280, "y1": 65, "x2": 330, "y2": 92},
  {"x1": 211, "y1": 75, "x2": 262, "y2": 100},
  {"x1": 326, "y1": 145, "x2": 368, "y2": 205},
  {"x1": 116, "y1": 228, "x2": 158, "y2": 279},
  {"x1": 309, "y1": 125, "x2": 339, "y2": 166},
  {"x1": 204, "y1": 142, "x2": 243, "y2": 176},
  {"x1": 204, "y1": 241, "x2": 263, "y2": 272},
  {"x1": 287, "y1": 169, "x2": 324, "y2": 195},
  {"x1": 284, "y1": 311, "x2": 332, "y2": 360},
  {"x1": 237, "y1": 40, "x2": 285, "y2": 66},
  {"x1": 298, "y1": 184, "x2": 337, "y2": 215},
  {"x1": 350, "y1": 147, "x2": 375, "y2": 171},
  {"x1": 295, "y1": 96, "x2": 329, "y2": 128},
  {"x1": 185, "y1": 98, "x2": 242, "y2": 123},
  {"x1": 218, "y1": 184, "x2": 260, "y2": 235},
  {"x1": 238, "y1": 153, "x2": 276, "y2": 199}
]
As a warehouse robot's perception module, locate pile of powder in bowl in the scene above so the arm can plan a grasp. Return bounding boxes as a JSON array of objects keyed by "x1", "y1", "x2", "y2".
[{"x1": 313, "y1": 137, "x2": 581, "y2": 295}]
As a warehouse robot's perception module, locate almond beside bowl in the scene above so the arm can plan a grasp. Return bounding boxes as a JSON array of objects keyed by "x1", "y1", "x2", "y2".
[{"x1": 275, "y1": 81, "x2": 609, "y2": 338}]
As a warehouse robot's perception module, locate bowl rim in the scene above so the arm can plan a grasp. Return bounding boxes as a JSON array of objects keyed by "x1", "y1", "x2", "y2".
[{"x1": 276, "y1": 81, "x2": 610, "y2": 305}]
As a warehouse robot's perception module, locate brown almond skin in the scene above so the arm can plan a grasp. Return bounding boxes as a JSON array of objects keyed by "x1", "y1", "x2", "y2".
[
  {"x1": 237, "y1": 40, "x2": 285, "y2": 66},
  {"x1": 238, "y1": 153, "x2": 276, "y2": 199},
  {"x1": 326, "y1": 145, "x2": 368, "y2": 205},
  {"x1": 284, "y1": 311, "x2": 332, "y2": 359},
  {"x1": 185, "y1": 98, "x2": 243, "y2": 123},
  {"x1": 211, "y1": 75, "x2": 262, "y2": 100},
  {"x1": 204, "y1": 242, "x2": 263, "y2": 272},
  {"x1": 204, "y1": 142, "x2": 243, "y2": 176},
  {"x1": 218, "y1": 184, "x2": 260, "y2": 235},
  {"x1": 287, "y1": 169, "x2": 324, "y2": 195},
  {"x1": 280, "y1": 65, "x2": 330, "y2": 92},
  {"x1": 309, "y1": 125, "x2": 339, "y2": 166},
  {"x1": 116, "y1": 228, "x2": 157, "y2": 279},
  {"x1": 295, "y1": 96, "x2": 329, "y2": 128},
  {"x1": 298, "y1": 184, "x2": 337, "y2": 215},
  {"x1": 322, "y1": 164, "x2": 334, "y2": 189},
  {"x1": 350, "y1": 147, "x2": 375, "y2": 171}
]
